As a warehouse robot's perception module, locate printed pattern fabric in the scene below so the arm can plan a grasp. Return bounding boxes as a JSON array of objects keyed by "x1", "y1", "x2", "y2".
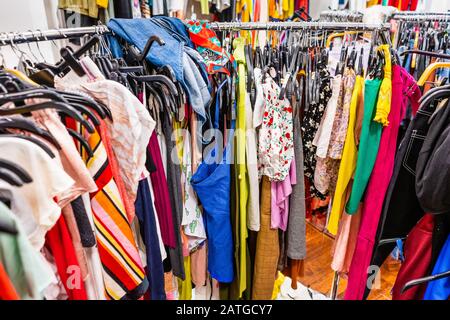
[
  {"x1": 302, "y1": 64, "x2": 333, "y2": 198},
  {"x1": 314, "y1": 68, "x2": 356, "y2": 195},
  {"x1": 186, "y1": 20, "x2": 236, "y2": 75},
  {"x1": 66, "y1": 118, "x2": 147, "y2": 300},
  {"x1": 258, "y1": 74, "x2": 294, "y2": 182}
]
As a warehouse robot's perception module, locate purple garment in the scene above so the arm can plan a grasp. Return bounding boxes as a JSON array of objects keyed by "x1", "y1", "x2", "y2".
[
  {"x1": 148, "y1": 132, "x2": 176, "y2": 248},
  {"x1": 271, "y1": 155, "x2": 296, "y2": 231}
]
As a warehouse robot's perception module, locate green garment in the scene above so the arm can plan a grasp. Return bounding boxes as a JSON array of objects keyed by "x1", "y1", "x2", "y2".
[
  {"x1": 233, "y1": 37, "x2": 249, "y2": 298},
  {"x1": 345, "y1": 78, "x2": 383, "y2": 214},
  {"x1": 0, "y1": 202, "x2": 56, "y2": 299}
]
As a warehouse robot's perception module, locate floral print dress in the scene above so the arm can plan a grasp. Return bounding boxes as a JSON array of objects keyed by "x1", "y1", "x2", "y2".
[
  {"x1": 258, "y1": 74, "x2": 294, "y2": 182},
  {"x1": 301, "y1": 62, "x2": 333, "y2": 199}
]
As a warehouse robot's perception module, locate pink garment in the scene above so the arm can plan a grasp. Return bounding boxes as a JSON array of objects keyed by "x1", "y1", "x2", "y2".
[
  {"x1": 331, "y1": 197, "x2": 362, "y2": 275},
  {"x1": 344, "y1": 66, "x2": 421, "y2": 300},
  {"x1": 271, "y1": 155, "x2": 296, "y2": 231},
  {"x1": 96, "y1": 115, "x2": 137, "y2": 222},
  {"x1": 32, "y1": 109, "x2": 98, "y2": 205}
]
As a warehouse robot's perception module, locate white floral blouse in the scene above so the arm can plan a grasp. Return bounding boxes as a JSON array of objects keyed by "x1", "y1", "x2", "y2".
[{"x1": 257, "y1": 74, "x2": 294, "y2": 182}]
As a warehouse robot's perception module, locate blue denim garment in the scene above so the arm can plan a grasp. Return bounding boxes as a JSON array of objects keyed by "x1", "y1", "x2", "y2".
[
  {"x1": 108, "y1": 18, "x2": 185, "y2": 84},
  {"x1": 152, "y1": 16, "x2": 194, "y2": 48},
  {"x1": 108, "y1": 18, "x2": 212, "y2": 127},
  {"x1": 185, "y1": 46, "x2": 211, "y2": 93}
]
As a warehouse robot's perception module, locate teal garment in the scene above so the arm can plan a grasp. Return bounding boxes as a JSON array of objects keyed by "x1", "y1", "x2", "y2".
[
  {"x1": 345, "y1": 78, "x2": 383, "y2": 214},
  {"x1": 0, "y1": 202, "x2": 55, "y2": 299}
]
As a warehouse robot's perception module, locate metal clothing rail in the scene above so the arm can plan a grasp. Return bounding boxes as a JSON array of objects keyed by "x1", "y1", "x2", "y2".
[
  {"x1": 0, "y1": 25, "x2": 111, "y2": 45},
  {"x1": 391, "y1": 11, "x2": 450, "y2": 22},
  {"x1": 319, "y1": 10, "x2": 364, "y2": 22},
  {"x1": 209, "y1": 21, "x2": 391, "y2": 31}
]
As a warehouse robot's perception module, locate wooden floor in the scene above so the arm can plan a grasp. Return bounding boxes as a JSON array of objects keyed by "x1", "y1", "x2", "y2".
[{"x1": 297, "y1": 223, "x2": 401, "y2": 300}]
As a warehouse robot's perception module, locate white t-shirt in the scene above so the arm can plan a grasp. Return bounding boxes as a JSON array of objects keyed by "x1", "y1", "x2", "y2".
[{"x1": 0, "y1": 137, "x2": 75, "y2": 250}]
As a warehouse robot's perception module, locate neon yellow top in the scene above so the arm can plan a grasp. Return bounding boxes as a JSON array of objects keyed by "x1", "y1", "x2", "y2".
[
  {"x1": 373, "y1": 45, "x2": 392, "y2": 127},
  {"x1": 327, "y1": 75, "x2": 365, "y2": 235},
  {"x1": 233, "y1": 37, "x2": 249, "y2": 298}
]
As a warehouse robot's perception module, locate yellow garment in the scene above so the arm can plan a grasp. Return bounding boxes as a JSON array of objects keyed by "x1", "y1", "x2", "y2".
[
  {"x1": 271, "y1": 272, "x2": 285, "y2": 300},
  {"x1": 177, "y1": 255, "x2": 192, "y2": 300},
  {"x1": 288, "y1": 0, "x2": 295, "y2": 18},
  {"x1": 327, "y1": 75, "x2": 365, "y2": 235},
  {"x1": 96, "y1": 0, "x2": 108, "y2": 8},
  {"x1": 200, "y1": 0, "x2": 210, "y2": 15},
  {"x1": 366, "y1": 0, "x2": 379, "y2": 7},
  {"x1": 233, "y1": 37, "x2": 249, "y2": 298},
  {"x1": 237, "y1": 0, "x2": 252, "y2": 22},
  {"x1": 373, "y1": 45, "x2": 392, "y2": 127},
  {"x1": 58, "y1": 0, "x2": 99, "y2": 18}
]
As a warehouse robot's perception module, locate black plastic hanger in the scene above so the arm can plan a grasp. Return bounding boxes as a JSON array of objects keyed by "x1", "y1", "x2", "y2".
[
  {"x1": 0, "y1": 117, "x2": 61, "y2": 150},
  {"x1": 0, "y1": 158, "x2": 33, "y2": 183},
  {"x1": 0, "y1": 168, "x2": 23, "y2": 187},
  {"x1": 57, "y1": 90, "x2": 110, "y2": 121},
  {"x1": 0, "y1": 134, "x2": 55, "y2": 158},
  {"x1": 66, "y1": 128, "x2": 94, "y2": 158},
  {"x1": 0, "y1": 101, "x2": 94, "y2": 133},
  {"x1": 53, "y1": 35, "x2": 101, "y2": 76},
  {"x1": 133, "y1": 36, "x2": 166, "y2": 63},
  {"x1": 0, "y1": 216, "x2": 18, "y2": 235}
]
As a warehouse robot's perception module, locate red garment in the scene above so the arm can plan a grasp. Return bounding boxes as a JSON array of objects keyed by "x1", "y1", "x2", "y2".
[
  {"x1": 392, "y1": 214, "x2": 434, "y2": 300},
  {"x1": 295, "y1": 0, "x2": 309, "y2": 13},
  {"x1": 0, "y1": 262, "x2": 19, "y2": 300},
  {"x1": 45, "y1": 215, "x2": 88, "y2": 300},
  {"x1": 387, "y1": 0, "x2": 418, "y2": 10},
  {"x1": 148, "y1": 132, "x2": 176, "y2": 248}
]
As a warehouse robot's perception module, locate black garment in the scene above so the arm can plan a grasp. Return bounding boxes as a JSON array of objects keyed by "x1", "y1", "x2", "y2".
[
  {"x1": 113, "y1": 0, "x2": 133, "y2": 18},
  {"x1": 70, "y1": 196, "x2": 96, "y2": 247},
  {"x1": 145, "y1": 148, "x2": 157, "y2": 173},
  {"x1": 162, "y1": 111, "x2": 185, "y2": 280},
  {"x1": 301, "y1": 62, "x2": 332, "y2": 199},
  {"x1": 416, "y1": 99, "x2": 450, "y2": 215},
  {"x1": 370, "y1": 98, "x2": 441, "y2": 278}
]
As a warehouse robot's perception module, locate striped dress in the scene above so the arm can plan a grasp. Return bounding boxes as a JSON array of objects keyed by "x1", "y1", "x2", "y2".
[{"x1": 66, "y1": 117, "x2": 148, "y2": 300}]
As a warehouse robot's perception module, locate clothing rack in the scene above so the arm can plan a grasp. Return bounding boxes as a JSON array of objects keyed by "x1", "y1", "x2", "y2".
[
  {"x1": 319, "y1": 10, "x2": 364, "y2": 22},
  {"x1": 0, "y1": 25, "x2": 111, "y2": 45},
  {"x1": 208, "y1": 21, "x2": 391, "y2": 31},
  {"x1": 391, "y1": 12, "x2": 450, "y2": 22}
]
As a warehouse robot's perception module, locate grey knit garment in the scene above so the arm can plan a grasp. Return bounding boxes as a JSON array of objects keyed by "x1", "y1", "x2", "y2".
[
  {"x1": 286, "y1": 115, "x2": 306, "y2": 260},
  {"x1": 162, "y1": 112, "x2": 185, "y2": 280}
]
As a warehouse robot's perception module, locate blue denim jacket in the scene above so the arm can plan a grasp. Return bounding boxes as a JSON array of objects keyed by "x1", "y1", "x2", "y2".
[
  {"x1": 108, "y1": 18, "x2": 211, "y2": 128},
  {"x1": 108, "y1": 18, "x2": 184, "y2": 83}
]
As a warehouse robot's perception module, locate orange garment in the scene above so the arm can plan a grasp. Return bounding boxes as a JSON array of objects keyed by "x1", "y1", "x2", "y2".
[
  {"x1": 0, "y1": 262, "x2": 19, "y2": 300},
  {"x1": 423, "y1": 57, "x2": 437, "y2": 94}
]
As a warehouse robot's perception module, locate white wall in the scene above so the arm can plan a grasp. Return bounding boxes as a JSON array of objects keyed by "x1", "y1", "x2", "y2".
[{"x1": 0, "y1": 0, "x2": 60, "y2": 68}]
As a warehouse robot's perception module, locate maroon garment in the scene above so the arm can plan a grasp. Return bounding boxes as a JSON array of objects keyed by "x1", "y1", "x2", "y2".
[
  {"x1": 392, "y1": 214, "x2": 434, "y2": 300},
  {"x1": 148, "y1": 132, "x2": 176, "y2": 248}
]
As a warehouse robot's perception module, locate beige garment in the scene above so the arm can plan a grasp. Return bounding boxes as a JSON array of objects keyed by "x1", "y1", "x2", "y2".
[
  {"x1": 32, "y1": 109, "x2": 98, "y2": 205},
  {"x1": 246, "y1": 95, "x2": 260, "y2": 231},
  {"x1": 252, "y1": 176, "x2": 279, "y2": 300},
  {"x1": 191, "y1": 245, "x2": 207, "y2": 287},
  {"x1": 55, "y1": 57, "x2": 156, "y2": 221},
  {"x1": 0, "y1": 137, "x2": 74, "y2": 250}
]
